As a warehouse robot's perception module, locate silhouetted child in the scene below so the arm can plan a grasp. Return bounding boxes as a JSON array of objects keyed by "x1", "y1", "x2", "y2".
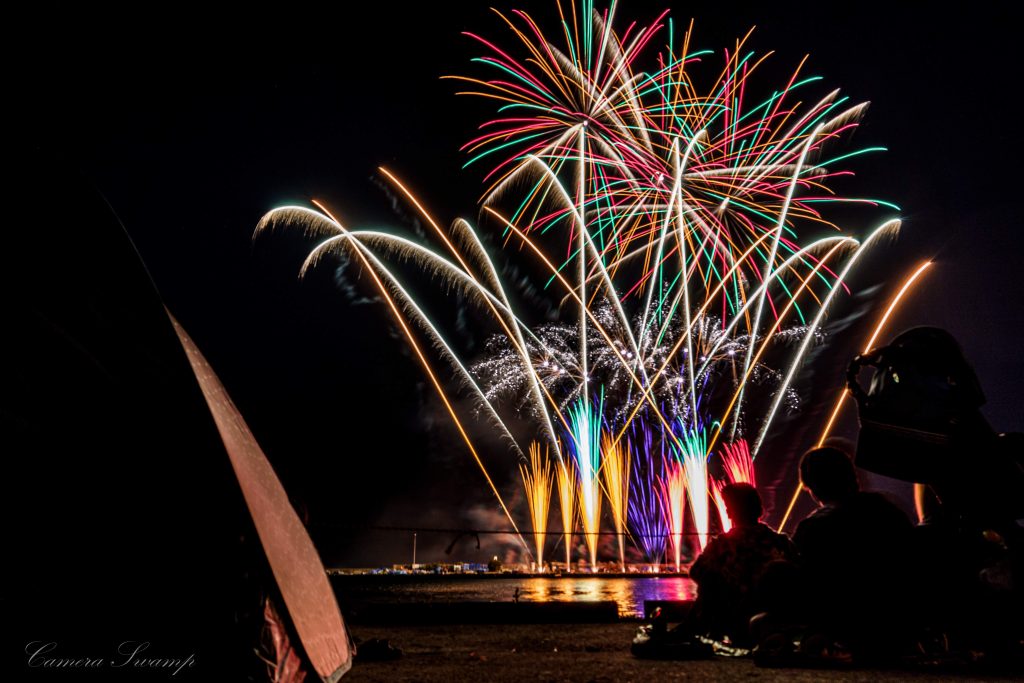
[
  {"x1": 793, "y1": 446, "x2": 916, "y2": 660},
  {"x1": 689, "y1": 483, "x2": 797, "y2": 647}
]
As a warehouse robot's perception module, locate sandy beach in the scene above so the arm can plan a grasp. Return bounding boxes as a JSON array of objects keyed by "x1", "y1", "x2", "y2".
[{"x1": 344, "y1": 622, "x2": 1019, "y2": 682}]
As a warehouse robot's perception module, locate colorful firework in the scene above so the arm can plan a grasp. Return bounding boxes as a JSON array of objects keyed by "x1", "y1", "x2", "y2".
[
  {"x1": 600, "y1": 432, "x2": 631, "y2": 571},
  {"x1": 566, "y1": 396, "x2": 604, "y2": 570},
  {"x1": 676, "y1": 423, "x2": 711, "y2": 551},
  {"x1": 777, "y1": 260, "x2": 933, "y2": 531},
  {"x1": 711, "y1": 438, "x2": 757, "y2": 530},
  {"x1": 627, "y1": 422, "x2": 667, "y2": 565},
  {"x1": 658, "y1": 459, "x2": 687, "y2": 571},
  {"x1": 555, "y1": 454, "x2": 578, "y2": 569},
  {"x1": 520, "y1": 442, "x2": 554, "y2": 570},
  {"x1": 718, "y1": 439, "x2": 756, "y2": 486},
  {"x1": 256, "y1": 1, "x2": 915, "y2": 570},
  {"x1": 711, "y1": 479, "x2": 731, "y2": 532}
]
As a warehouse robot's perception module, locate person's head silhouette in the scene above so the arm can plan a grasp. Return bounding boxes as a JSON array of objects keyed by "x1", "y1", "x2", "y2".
[
  {"x1": 799, "y1": 446, "x2": 859, "y2": 505},
  {"x1": 722, "y1": 482, "x2": 763, "y2": 528}
]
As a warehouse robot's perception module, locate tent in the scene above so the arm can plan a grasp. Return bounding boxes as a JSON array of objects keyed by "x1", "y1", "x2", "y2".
[{"x1": 5, "y1": 145, "x2": 350, "y2": 680}]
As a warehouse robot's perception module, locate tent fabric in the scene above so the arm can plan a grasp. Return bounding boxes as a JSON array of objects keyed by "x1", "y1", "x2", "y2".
[
  {"x1": 7, "y1": 145, "x2": 255, "y2": 675},
  {"x1": 171, "y1": 315, "x2": 352, "y2": 681}
]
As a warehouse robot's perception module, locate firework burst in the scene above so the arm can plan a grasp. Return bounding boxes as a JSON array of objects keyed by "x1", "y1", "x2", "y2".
[
  {"x1": 600, "y1": 432, "x2": 631, "y2": 571},
  {"x1": 256, "y1": 1, "x2": 920, "y2": 570},
  {"x1": 520, "y1": 442, "x2": 554, "y2": 570}
]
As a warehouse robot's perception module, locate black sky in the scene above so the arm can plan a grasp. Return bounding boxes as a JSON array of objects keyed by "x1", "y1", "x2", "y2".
[{"x1": 13, "y1": 1, "x2": 1024, "y2": 569}]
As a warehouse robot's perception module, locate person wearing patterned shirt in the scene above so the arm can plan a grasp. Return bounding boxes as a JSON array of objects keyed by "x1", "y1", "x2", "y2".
[{"x1": 689, "y1": 483, "x2": 797, "y2": 647}]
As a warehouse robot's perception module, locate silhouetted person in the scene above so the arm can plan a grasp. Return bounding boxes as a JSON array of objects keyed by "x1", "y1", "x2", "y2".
[
  {"x1": 909, "y1": 433, "x2": 1024, "y2": 660},
  {"x1": 850, "y1": 327, "x2": 1024, "y2": 527},
  {"x1": 689, "y1": 483, "x2": 797, "y2": 647},
  {"x1": 793, "y1": 446, "x2": 916, "y2": 659},
  {"x1": 848, "y1": 327, "x2": 1024, "y2": 660}
]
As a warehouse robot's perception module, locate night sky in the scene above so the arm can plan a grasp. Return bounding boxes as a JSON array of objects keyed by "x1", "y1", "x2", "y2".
[{"x1": 11, "y1": 1, "x2": 1024, "y2": 577}]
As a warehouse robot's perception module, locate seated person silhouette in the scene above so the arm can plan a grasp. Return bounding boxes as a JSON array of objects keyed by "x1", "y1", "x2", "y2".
[
  {"x1": 848, "y1": 327, "x2": 1023, "y2": 659},
  {"x1": 794, "y1": 446, "x2": 916, "y2": 659},
  {"x1": 688, "y1": 483, "x2": 797, "y2": 647}
]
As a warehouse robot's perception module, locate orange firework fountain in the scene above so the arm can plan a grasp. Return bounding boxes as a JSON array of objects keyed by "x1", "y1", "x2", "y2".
[
  {"x1": 520, "y1": 442, "x2": 554, "y2": 572},
  {"x1": 601, "y1": 433, "x2": 632, "y2": 572}
]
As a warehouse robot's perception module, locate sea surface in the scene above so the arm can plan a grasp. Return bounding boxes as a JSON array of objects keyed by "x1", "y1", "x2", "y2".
[{"x1": 333, "y1": 575, "x2": 697, "y2": 619}]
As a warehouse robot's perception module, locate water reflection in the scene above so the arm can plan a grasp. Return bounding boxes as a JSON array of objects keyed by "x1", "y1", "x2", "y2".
[
  {"x1": 340, "y1": 577, "x2": 698, "y2": 618},
  {"x1": 519, "y1": 577, "x2": 697, "y2": 617}
]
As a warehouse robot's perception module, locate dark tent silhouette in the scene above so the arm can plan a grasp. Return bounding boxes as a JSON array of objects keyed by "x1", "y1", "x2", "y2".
[
  {"x1": 4, "y1": 145, "x2": 350, "y2": 679},
  {"x1": 171, "y1": 316, "x2": 351, "y2": 679}
]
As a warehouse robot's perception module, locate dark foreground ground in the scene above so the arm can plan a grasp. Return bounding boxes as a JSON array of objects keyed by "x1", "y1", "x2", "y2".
[{"x1": 344, "y1": 622, "x2": 1020, "y2": 682}]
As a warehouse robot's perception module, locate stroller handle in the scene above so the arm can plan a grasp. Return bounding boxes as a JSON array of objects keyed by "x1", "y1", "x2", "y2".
[{"x1": 846, "y1": 349, "x2": 884, "y2": 405}]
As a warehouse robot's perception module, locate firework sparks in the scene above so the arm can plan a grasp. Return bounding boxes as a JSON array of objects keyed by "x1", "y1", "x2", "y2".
[
  {"x1": 555, "y1": 454, "x2": 577, "y2": 569},
  {"x1": 256, "y1": 1, "x2": 911, "y2": 570},
  {"x1": 711, "y1": 479, "x2": 731, "y2": 532},
  {"x1": 719, "y1": 439, "x2": 755, "y2": 485},
  {"x1": 627, "y1": 422, "x2": 667, "y2": 565},
  {"x1": 600, "y1": 432, "x2": 631, "y2": 571},
  {"x1": 566, "y1": 396, "x2": 603, "y2": 571},
  {"x1": 520, "y1": 442, "x2": 554, "y2": 571},
  {"x1": 678, "y1": 424, "x2": 711, "y2": 552},
  {"x1": 659, "y1": 459, "x2": 687, "y2": 572},
  {"x1": 711, "y1": 438, "x2": 756, "y2": 531},
  {"x1": 777, "y1": 260, "x2": 933, "y2": 531}
]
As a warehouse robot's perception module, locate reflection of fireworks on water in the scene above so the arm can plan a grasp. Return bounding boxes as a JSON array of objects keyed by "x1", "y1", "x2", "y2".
[{"x1": 256, "y1": 1, "x2": 932, "y2": 568}]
